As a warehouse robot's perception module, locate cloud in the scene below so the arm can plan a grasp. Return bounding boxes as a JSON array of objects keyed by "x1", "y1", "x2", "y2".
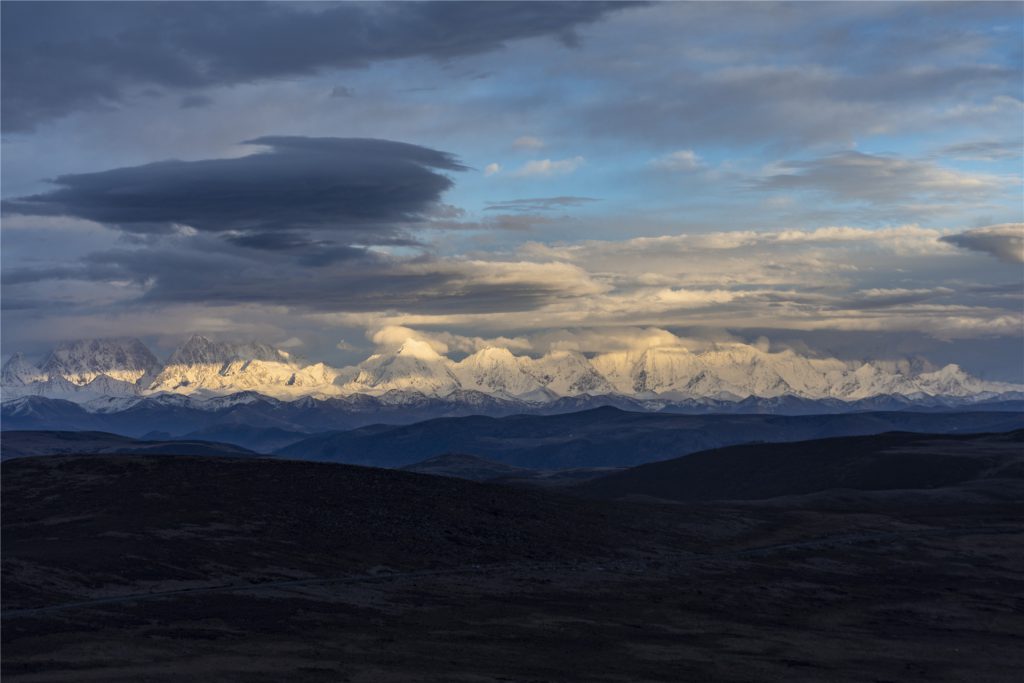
[
  {"x1": 553, "y1": 3, "x2": 1021, "y2": 153},
  {"x1": 757, "y1": 151, "x2": 1004, "y2": 204},
  {"x1": 513, "y1": 136, "x2": 546, "y2": 150},
  {"x1": 1, "y1": 229, "x2": 608, "y2": 319},
  {"x1": 2, "y1": 137, "x2": 466, "y2": 247},
  {"x1": 650, "y1": 149, "x2": 702, "y2": 172},
  {"x1": 936, "y1": 139, "x2": 1023, "y2": 161},
  {"x1": 941, "y1": 224, "x2": 1024, "y2": 263},
  {"x1": 485, "y1": 196, "x2": 598, "y2": 212},
  {"x1": 653, "y1": 288, "x2": 738, "y2": 307},
  {"x1": 5, "y1": 220, "x2": 1021, "y2": 370},
  {"x1": 484, "y1": 163, "x2": 502, "y2": 177},
  {"x1": 538, "y1": 327, "x2": 693, "y2": 353},
  {"x1": 368, "y1": 324, "x2": 533, "y2": 356},
  {"x1": 370, "y1": 325, "x2": 450, "y2": 354},
  {"x1": 179, "y1": 94, "x2": 212, "y2": 109},
  {"x1": 512, "y1": 156, "x2": 585, "y2": 177},
  {"x1": 1, "y1": 2, "x2": 630, "y2": 131}
]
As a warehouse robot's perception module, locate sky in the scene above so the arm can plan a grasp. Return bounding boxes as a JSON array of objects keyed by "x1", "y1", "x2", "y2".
[{"x1": 2, "y1": 1, "x2": 1022, "y2": 380}]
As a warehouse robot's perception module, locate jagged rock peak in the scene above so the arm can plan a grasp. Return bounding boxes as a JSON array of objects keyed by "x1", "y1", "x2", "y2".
[
  {"x1": 1, "y1": 353, "x2": 46, "y2": 386},
  {"x1": 39, "y1": 337, "x2": 160, "y2": 385},
  {"x1": 166, "y1": 335, "x2": 286, "y2": 366}
]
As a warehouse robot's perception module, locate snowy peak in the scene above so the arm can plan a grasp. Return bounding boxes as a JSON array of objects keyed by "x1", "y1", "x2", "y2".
[
  {"x1": 40, "y1": 337, "x2": 160, "y2": 386},
  {"x1": 151, "y1": 336, "x2": 340, "y2": 398},
  {"x1": 1, "y1": 371, "x2": 141, "y2": 403},
  {"x1": 2, "y1": 335, "x2": 1021, "y2": 407},
  {"x1": 453, "y1": 347, "x2": 545, "y2": 398},
  {"x1": 344, "y1": 341, "x2": 461, "y2": 397},
  {"x1": 589, "y1": 343, "x2": 1021, "y2": 401},
  {"x1": 395, "y1": 338, "x2": 445, "y2": 361},
  {"x1": 527, "y1": 350, "x2": 613, "y2": 396},
  {"x1": 1, "y1": 353, "x2": 46, "y2": 386},
  {"x1": 166, "y1": 335, "x2": 285, "y2": 366}
]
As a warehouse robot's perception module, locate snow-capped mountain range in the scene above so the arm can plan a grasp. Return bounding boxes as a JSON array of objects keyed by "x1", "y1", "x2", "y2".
[{"x1": 2, "y1": 335, "x2": 1021, "y2": 412}]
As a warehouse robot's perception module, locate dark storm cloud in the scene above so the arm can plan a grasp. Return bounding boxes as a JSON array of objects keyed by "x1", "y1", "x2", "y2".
[
  {"x1": 941, "y1": 225, "x2": 1024, "y2": 264},
  {"x1": 226, "y1": 232, "x2": 326, "y2": 251},
  {"x1": 485, "y1": 196, "x2": 599, "y2": 212},
  {"x1": 0, "y1": 128, "x2": 598, "y2": 318},
  {"x1": 224, "y1": 232, "x2": 375, "y2": 267},
  {"x1": 2, "y1": 243, "x2": 573, "y2": 315},
  {"x1": 2, "y1": 137, "x2": 466, "y2": 243},
  {"x1": 1, "y1": 1, "x2": 630, "y2": 131}
]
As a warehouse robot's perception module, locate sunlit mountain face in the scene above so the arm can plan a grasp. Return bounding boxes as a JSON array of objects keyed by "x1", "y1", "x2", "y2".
[
  {"x1": 2, "y1": 2, "x2": 1022, "y2": 393},
  {"x1": 2, "y1": 335, "x2": 1022, "y2": 408}
]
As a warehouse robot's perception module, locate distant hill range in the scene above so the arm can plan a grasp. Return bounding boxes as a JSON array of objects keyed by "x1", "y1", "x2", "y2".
[
  {"x1": 0, "y1": 431, "x2": 259, "y2": 461},
  {"x1": 576, "y1": 430, "x2": 1024, "y2": 502},
  {"x1": 274, "y1": 407, "x2": 1024, "y2": 469},
  {"x1": 4, "y1": 391, "x2": 1023, "y2": 451},
  {"x1": 5, "y1": 428, "x2": 1019, "y2": 503},
  {"x1": 7, "y1": 408, "x2": 1023, "y2": 473},
  {"x1": 400, "y1": 452, "x2": 622, "y2": 486}
]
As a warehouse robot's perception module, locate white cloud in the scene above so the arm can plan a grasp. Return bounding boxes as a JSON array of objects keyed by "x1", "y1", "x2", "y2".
[
  {"x1": 538, "y1": 327, "x2": 693, "y2": 353},
  {"x1": 512, "y1": 156, "x2": 585, "y2": 177},
  {"x1": 369, "y1": 325, "x2": 449, "y2": 354},
  {"x1": 653, "y1": 288, "x2": 737, "y2": 307},
  {"x1": 484, "y1": 162, "x2": 501, "y2": 176},
  {"x1": 367, "y1": 324, "x2": 531, "y2": 356},
  {"x1": 650, "y1": 149, "x2": 702, "y2": 172}
]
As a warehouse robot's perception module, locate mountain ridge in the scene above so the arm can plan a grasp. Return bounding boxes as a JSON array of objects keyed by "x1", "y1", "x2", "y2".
[{"x1": 3, "y1": 335, "x2": 1022, "y2": 406}]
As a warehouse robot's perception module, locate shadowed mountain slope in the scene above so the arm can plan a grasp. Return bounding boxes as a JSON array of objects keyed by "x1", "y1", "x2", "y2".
[
  {"x1": 577, "y1": 430, "x2": 1024, "y2": 502},
  {"x1": 1, "y1": 454, "x2": 685, "y2": 612},
  {"x1": 0, "y1": 430, "x2": 259, "y2": 460},
  {"x1": 399, "y1": 453, "x2": 535, "y2": 481}
]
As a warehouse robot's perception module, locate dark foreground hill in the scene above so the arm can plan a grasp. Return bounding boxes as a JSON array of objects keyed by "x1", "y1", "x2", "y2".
[
  {"x1": 578, "y1": 430, "x2": 1024, "y2": 502},
  {"x1": 3, "y1": 449, "x2": 1023, "y2": 682},
  {"x1": 1, "y1": 455, "x2": 683, "y2": 612},
  {"x1": 277, "y1": 407, "x2": 1024, "y2": 468},
  {"x1": 399, "y1": 452, "x2": 536, "y2": 481},
  {"x1": 399, "y1": 452, "x2": 621, "y2": 485},
  {"x1": 0, "y1": 430, "x2": 260, "y2": 460}
]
